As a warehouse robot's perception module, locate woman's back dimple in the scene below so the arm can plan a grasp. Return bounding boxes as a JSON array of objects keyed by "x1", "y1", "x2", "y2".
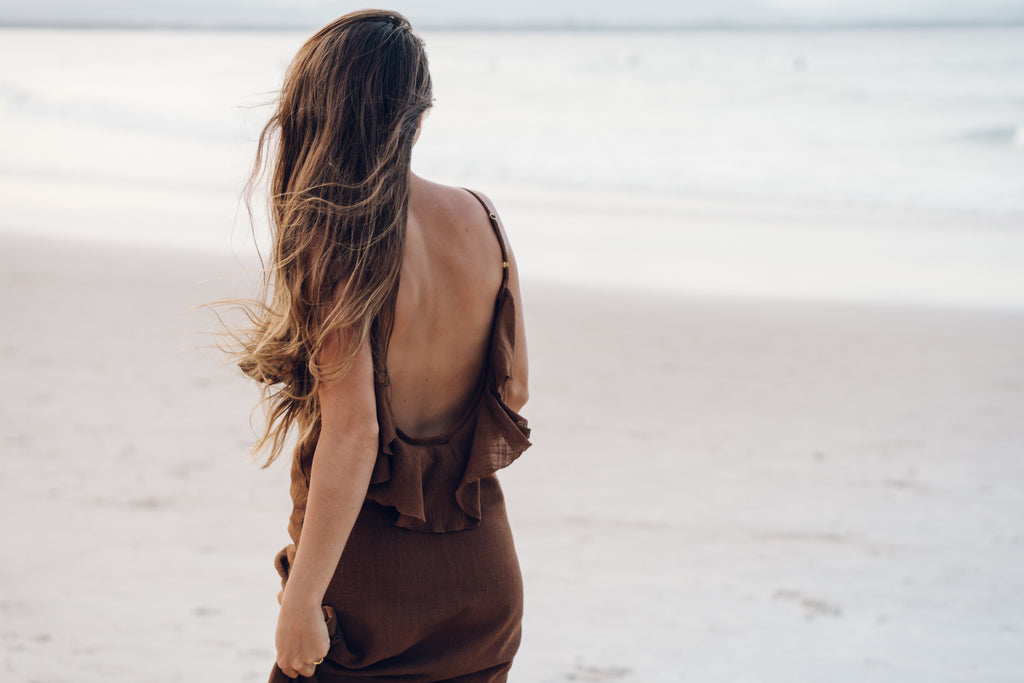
[{"x1": 382, "y1": 181, "x2": 505, "y2": 440}]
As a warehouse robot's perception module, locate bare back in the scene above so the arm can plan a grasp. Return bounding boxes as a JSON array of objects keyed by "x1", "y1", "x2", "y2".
[{"x1": 383, "y1": 175, "x2": 511, "y2": 438}]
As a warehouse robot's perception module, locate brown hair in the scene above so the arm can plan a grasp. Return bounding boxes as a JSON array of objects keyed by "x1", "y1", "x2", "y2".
[{"x1": 230, "y1": 10, "x2": 433, "y2": 466}]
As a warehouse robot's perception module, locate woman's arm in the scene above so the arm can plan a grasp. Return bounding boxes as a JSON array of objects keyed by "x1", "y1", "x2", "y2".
[{"x1": 274, "y1": 329, "x2": 379, "y2": 678}]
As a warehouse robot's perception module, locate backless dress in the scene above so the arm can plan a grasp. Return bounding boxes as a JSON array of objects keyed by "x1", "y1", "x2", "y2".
[{"x1": 268, "y1": 190, "x2": 532, "y2": 682}]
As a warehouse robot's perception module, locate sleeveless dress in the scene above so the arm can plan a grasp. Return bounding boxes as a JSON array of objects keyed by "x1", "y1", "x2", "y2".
[{"x1": 269, "y1": 190, "x2": 532, "y2": 683}]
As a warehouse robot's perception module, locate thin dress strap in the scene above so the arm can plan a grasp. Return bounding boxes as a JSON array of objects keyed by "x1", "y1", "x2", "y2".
[{"x1": 462, "y1": 188, "x2": 510, "y2": 293}]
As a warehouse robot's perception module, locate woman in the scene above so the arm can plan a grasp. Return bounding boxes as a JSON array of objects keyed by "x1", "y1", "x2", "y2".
[{"x1": 232, "y1": 10, "x2": 531, "y2": 683}]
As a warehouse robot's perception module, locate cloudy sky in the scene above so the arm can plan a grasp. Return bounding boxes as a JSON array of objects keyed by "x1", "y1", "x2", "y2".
[{"x1": 2, "y1": 0, "x2": 1023, "y2": 28}]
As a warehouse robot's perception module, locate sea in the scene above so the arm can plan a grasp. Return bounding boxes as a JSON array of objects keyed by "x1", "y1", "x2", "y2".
[{"x1": 1, "y1": 26, "x2": 1022, "y2": 307}]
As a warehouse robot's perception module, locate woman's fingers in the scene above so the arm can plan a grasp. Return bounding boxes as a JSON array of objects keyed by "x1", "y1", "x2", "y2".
[
  {"x1": 278, "y1": 652, "x2": 326, "y2": 679},
  {"x1": 277, "y1": 659, "x2": 317, "y2": 679}
]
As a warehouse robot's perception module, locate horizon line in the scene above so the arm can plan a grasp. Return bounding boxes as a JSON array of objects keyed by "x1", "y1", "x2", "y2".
[{"x1": 1, "y1": 18, "x2": 1023, "y2": 32}]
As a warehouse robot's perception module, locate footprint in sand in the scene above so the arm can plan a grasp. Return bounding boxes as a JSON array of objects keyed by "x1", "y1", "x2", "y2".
[{"x1": 772, "y1": 589, "x2": 842, "y2": 619}]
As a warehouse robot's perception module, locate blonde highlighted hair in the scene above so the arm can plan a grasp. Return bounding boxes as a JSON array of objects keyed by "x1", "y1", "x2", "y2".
[{"x1": 229, "y1": 10, "x2": 433, "y2": 466}]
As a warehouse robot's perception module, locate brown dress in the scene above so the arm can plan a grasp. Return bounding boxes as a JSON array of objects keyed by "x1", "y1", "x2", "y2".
[{"x1": 269, "y1": 190, "x2": 532, "y2": 683}]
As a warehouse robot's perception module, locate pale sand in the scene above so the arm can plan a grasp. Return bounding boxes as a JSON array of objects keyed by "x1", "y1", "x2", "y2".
[{"x1": 2, "y1": 234, "x2": 1023, "y2": 682}]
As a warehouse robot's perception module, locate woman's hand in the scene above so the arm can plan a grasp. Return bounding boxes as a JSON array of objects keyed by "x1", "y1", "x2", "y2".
[{"x1": 274, "y1": 596, "x2": 330, "y2": 679}]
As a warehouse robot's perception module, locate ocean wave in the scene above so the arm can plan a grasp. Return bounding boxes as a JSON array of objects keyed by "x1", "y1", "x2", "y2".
[
  {"x1": 953, "y1": 124, "x2": 1023, "y2": 146},
  {"x1": 0, "y1": 82, "x2": 243, "y2": 142}
]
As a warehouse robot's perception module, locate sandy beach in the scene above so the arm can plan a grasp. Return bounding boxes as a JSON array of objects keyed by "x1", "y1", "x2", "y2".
[{"x1": 2, "y1": 232, "x2": 1022, "y2": 682}]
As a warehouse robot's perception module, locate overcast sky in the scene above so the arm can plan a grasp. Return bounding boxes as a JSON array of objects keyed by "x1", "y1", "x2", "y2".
[{"x1": 2, "y1": 0, "x2": 1023, "y2": 28}]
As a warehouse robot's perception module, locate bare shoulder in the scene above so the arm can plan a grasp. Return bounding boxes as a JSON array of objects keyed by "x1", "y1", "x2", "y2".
[
  {"x1": 409, "y1": 176, "x2": 499, "y2": 229},
  {"x1": 407, "y1": 176, "x2": 516, "y2": 289}
]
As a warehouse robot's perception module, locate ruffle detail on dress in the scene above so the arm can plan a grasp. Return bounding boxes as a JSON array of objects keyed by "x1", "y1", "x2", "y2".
[
  {"x1": 365, "y1": 414, "x2": 432, "y2": 530},
  {"x1": 453, "y1": 391, "x2": 531, "y2": 525},
  {"x1": 365, "y1": 391, "x2": 530, "y2": 533},
  {"x1": 364, "y1": 291, "x2": 531, "y2": 533}
]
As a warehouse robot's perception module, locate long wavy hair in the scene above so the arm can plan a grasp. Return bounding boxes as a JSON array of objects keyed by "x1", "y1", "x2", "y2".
[{"x1": 230, "y1": 10, "x2": 433, "y2": 466}]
